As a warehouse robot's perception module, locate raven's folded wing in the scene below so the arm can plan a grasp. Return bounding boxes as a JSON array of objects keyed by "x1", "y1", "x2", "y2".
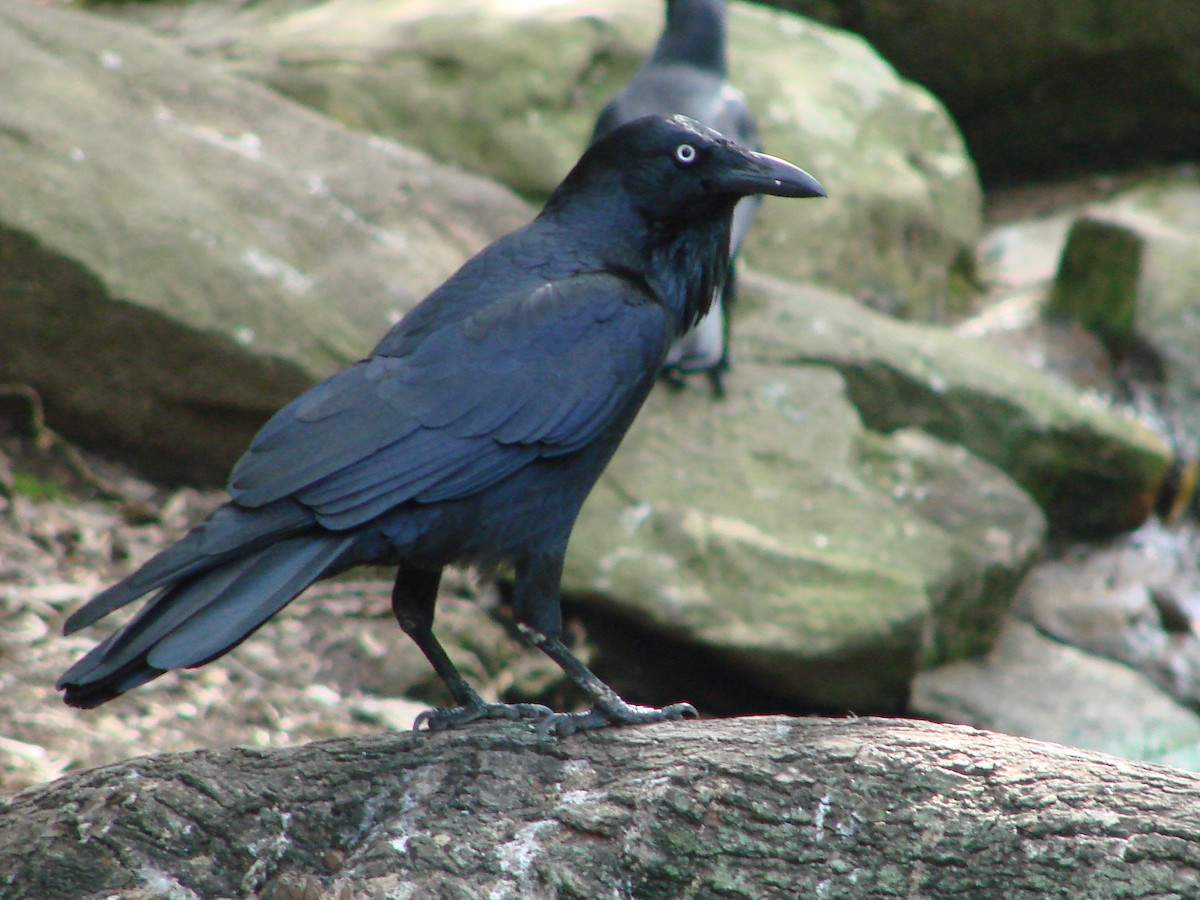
[{"x1": 229, "y1": 271, "x2": 669, "y2": 529}]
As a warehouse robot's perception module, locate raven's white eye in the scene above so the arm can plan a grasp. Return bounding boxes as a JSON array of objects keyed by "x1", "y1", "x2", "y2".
[{"x1": 674, "y1": 143, "x2": 697, "y2": 165}]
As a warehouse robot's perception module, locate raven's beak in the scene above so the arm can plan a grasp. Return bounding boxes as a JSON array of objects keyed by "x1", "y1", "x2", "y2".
[{"x1": 719, "y1": 148, "x2": 827, "y2": 199}]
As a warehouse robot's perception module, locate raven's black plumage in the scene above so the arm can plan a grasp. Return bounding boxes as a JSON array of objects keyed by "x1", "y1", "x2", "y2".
[
  {"x1": 59, "y1": 115, "x2": 824, "y2": 735},
  {"x1": 592, "y1": 0, "x2": 760, "y2": 395}
]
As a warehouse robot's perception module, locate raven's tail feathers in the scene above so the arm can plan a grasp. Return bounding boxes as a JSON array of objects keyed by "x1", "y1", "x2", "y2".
[
  {"x1": 62, "y1": 500, "x2": 314, "y2": 635},
  {"x1": 58, "y1": 532, "x2": 354, "y2": 708}
]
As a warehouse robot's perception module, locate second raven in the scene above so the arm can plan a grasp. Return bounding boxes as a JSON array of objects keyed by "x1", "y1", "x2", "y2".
[
  {"x1": 58, "y1": 115, "x2": 825, "y2": 737},
  {"x1": 592, "y1": 0, "x2": 760, "y2": 396}
]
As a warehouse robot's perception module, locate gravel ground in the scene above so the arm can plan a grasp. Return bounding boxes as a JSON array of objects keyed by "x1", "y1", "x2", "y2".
[{"x1": 0, "y1": 430, "x2": 570, "y2": 794}]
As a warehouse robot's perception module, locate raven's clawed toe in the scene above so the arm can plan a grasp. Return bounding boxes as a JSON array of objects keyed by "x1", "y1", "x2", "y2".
[
  {"x1": 537, "y1": 701, "x2": 699, "y2": 740},
  {"x1": 413, "y1": 701, "x2": 553, "y2": 733}
]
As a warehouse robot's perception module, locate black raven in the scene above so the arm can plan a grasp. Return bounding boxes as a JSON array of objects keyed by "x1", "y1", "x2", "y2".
[
  {"x1": 58, "y1": 115, "x2": 824, "y2": 736},
  {"x1": 591, "y1": 0, "x2": 760, "y2": 396}
]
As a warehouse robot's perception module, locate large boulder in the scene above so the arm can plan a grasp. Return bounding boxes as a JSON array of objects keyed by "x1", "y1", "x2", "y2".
[
  {"x1": 108, "y1": 0, "x2": 982, "y2": 318},
  {"x1": 736, "y1": 272, "x2": 1173, "y2": 539},
  {"x1": 0, "y1": 1, "x2": 532, "y2": 483},
  {"x1": 770, "y1": 0, "x2": 1200, "y2": 186},
  {"x1": 563, "y1": 273, "x2": 1174, "y2": 711},
  {"x1": 566, "y1": 358, "x2": 1046, "y2": 713}
]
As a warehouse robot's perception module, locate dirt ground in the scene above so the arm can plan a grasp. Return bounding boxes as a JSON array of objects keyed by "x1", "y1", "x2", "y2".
[{"x1": 0, "y1": 425, "x2": 574, "y2": 795}]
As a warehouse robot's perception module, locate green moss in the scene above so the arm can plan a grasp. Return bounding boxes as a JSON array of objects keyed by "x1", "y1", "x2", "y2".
[
  {"x1": 10, "y1": 469, "x2": 67, "y2": 502},
  {"x1": 1047, "y1": 216, "x2": 1144, "y2": 337}
]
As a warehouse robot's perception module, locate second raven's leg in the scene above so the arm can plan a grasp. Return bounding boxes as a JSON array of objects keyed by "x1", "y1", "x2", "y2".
[
  {"x1": 391, "y1": 566, "x2": 550, "y2": 731},
  {"x1": 704, "y1": 262, "x2": 737, "y2": 397},
  {"x1": 661, "y1": 290, "x2": 730, "y2": 397},
  {"x1": 511, "y1": 554, "x2": 697, "y2": 738}
]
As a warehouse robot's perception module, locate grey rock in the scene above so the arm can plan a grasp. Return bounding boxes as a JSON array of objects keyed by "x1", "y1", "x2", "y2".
[
  {"x1": 856, "y1": 427, "x2": 1046, "y2": 663},
  {"x1": 567, "y1": 352, "x2": 1046, "y2": 712},
  {"x1": 0, "y1": 1, "x2": 532, "y2": 483},
  {"x1": 564, "y1": 270, "x2": 1176, "y2": 709},
  {"x1": 1091, "y1": 175, "x2": 1200, "y2": 423},
  {"x1": 965, "y1": 171, "x2": 1200, "y2": 456},
  {"x1": 737, "y1": 271, "x2": 1173, "y2": 538},
  {"x1": 912, "y1": 617, "x2": 1200, "y2": 770},
  {"x1": 1013, "y1": 519, "x2": 1200, "y2": 712},
  {"x1": 107, "y1": 0, "x2": 982, "y2": 318}
]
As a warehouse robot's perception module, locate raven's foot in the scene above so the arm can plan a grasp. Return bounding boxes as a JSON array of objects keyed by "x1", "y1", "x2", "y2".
[
  {"x1": 704, "y1": 367, "x2": 727, "y2": 399},
  {"x1": 413, "y1": 701, "x2": 553, "y2": 733},
  {"x1": 658, "y1": 366, "x2": 726, "y2": 398},
  {"x1": 659, "y1": 369, "x2": 689, "y2": 392},
  {"x1": 537, "y1": 700, "x2": 698, "y2": 740}
]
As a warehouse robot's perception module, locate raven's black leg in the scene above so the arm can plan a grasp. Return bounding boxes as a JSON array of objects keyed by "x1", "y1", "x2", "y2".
[
  {"x1": 392, "y1": 566, "x2": 550, "y2": 731},
  {"x1": 511, "y1": 555, "x2": 697, "y2": 738},
  {"x1": 521, "y1": 625, "x2": 698, "y2": 738}
]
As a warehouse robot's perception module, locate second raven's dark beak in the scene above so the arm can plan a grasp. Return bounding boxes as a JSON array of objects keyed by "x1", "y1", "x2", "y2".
[{"x1": 717, "y1": 148, "x2": 827, "y2": 199}]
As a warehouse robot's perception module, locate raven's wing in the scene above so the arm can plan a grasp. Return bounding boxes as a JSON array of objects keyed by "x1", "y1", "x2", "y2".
[{"x1": 229, "y1": 271, "x2": 670, "y2": 530}]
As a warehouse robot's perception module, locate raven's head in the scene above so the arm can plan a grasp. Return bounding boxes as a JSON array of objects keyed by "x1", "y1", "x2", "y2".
[
  {"x1": 549, "y1": 114, "x2": 825, "y2": 335},
  {"x1": 612, "y1": 113, "x2": 824, "y2": 219}
]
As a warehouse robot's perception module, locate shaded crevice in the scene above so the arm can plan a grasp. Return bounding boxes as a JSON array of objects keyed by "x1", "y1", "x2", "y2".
[{"x1": 0, "y1": 225, "x2": 315, "y2": 486}]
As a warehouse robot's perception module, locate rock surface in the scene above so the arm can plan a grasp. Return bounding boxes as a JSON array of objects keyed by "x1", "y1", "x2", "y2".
[
  {"x1": 737, "y1": 271, "x2": 1173, "y2": 538},
  {"x1": 1086, "y1": 174, "x2": 1200, "y2": 421},
  {"x1": 561, "y1": 269, "x2": 1180, "y2": 710},
  {"x1": 0, "y1": 1, "x2": 532, "y2": 483},
  {"x1": 109, "y1": 0, "x2": 983, "y2": 316},
  {"x1": 567, "y1": 359, "x2": 1046, "y2": 712},
  {"x1": 1013, "y1": 520, "x2": 1200, "y2": 713},
  {"x1": 912, "y1": 617, "x2": 1200, "y2": 770},
  {"x1": 968, "y1": 170, "x2": 1200, "y2": 462}
]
